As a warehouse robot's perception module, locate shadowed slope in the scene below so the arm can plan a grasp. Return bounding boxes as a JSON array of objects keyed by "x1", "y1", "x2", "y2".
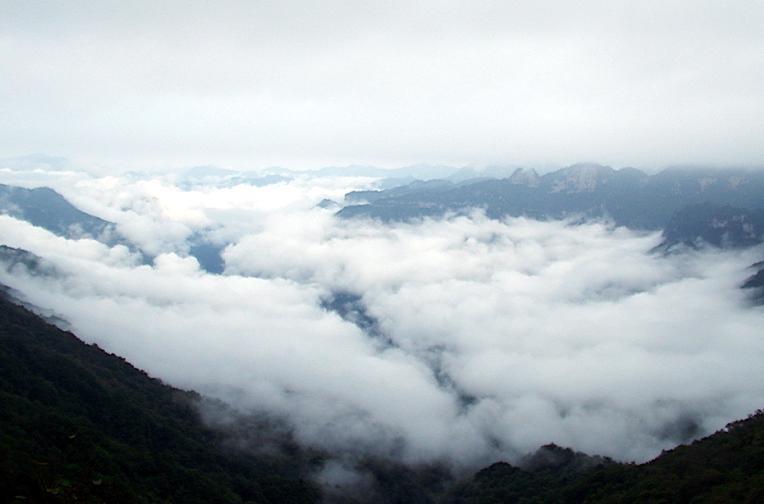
[{"x1": 0, "y1": 293, "x2": 320, "y2": 503}]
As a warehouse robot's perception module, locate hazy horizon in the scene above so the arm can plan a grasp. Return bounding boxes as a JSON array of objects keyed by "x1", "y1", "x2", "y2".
[
  {"x1": 2, "y1": 1, "x2": 764, "y2": 171},
  {"x1": 3, "y1": 152, "x2": 764, "y2": 179}
]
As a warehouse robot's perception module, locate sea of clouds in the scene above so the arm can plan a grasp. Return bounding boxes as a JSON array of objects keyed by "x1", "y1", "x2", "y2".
[{"x1": 0, "y1": 167, "x2": 763, "y2": 474}]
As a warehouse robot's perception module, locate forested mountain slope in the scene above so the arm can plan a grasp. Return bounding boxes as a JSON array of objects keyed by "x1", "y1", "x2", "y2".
[
  {"x1": 0, "y1": 292, "x2": 319, "y2": 503},
  {"x1": 448, "y1": 412, "x2": 764, "y2": 503}
]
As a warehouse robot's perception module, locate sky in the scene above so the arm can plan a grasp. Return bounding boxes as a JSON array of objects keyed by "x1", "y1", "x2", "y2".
[{"x1": 2, "y1": 0, "x2": 764, "y2": 172}]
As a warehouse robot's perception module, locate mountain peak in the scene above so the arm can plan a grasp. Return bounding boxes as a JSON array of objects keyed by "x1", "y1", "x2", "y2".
[
  {"x1": 549, "y1": 163, "x2": 615, "y2": 192},
  {"x1": 509, "y1": 167, "x2": 541, "y2": 186}
]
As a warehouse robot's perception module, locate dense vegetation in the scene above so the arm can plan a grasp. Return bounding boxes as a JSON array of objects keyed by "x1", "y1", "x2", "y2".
[
  {"x1": 447, "y1": 414, "x2": 764, "y2": 503},
  {"x1": 0, "y1": 293, "x2": 320, "y2": 503},
  {"x1": 2, "y1": 278, "x2": 764, "y2": 502}
]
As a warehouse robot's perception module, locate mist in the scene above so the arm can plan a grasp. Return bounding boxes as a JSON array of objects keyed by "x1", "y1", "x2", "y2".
[{"x1": 0, "y1": 172, "x2": 762, "y2": 475}]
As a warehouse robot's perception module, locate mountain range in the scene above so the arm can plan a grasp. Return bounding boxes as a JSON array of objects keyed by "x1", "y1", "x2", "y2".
[
  {"x1": 335, "y1": 165, "x2": 764, "y2": 300},
  {"x1": 2, "y1": 165, "x2": 764, "y2": 290},
  {"x1": 337, "y1": 164, "x2": 764, "y2": 235}
]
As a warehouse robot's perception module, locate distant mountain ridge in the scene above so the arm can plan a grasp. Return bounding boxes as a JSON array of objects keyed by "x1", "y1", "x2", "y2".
[
  {"x1": 337, "y1": 165, "x2": 764, "y2": 232},
  {"x1": 0, "y1": 184, "x2": 227, "y2": 273},
  {"x1": 3, "y1": 166, "x2": 764, "y2": 276},
  {"x1": 0, "y1": 184, "x2": 115, "y2": 241}
]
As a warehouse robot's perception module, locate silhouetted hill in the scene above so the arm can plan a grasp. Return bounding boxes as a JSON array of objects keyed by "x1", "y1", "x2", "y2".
[
  {"x1": 0, "y1": 292, "x2": 320, "y2": 503},
  {"x1": 447, "y1": 411, "x2": 764, "y2": 503},
  {"x1": 3, "y1": 272, "x2": 764, "y2": 502}
]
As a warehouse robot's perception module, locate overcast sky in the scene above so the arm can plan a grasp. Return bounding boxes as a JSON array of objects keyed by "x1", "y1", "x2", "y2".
[{"x1": 2, "y1": 0, "x2": 763, "y2": 171}]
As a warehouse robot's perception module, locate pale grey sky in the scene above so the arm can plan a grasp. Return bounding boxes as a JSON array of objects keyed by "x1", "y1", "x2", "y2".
[{"x1": 1, "y1": 0, "x2": 763, "y2": 171}]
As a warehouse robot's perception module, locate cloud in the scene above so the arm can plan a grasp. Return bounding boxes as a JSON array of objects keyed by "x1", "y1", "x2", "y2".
[
  {"x1": 1, "y1": 1, "x2": 763, "y2": 169},
  {"x1": 0, "y1": 169, "x2": 374, "y2": 257},
  {"x1": 1, "y1": 174, "x2": 763, "y2": 472}
]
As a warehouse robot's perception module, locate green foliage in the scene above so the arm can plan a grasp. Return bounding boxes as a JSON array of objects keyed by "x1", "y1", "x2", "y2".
[
  {"x1": 0, "y1": 295, "x2": 320, "y2": 503},
  {"x1": 447, "y1": 414, "x2": 764, "y2": 503},
  {"x1": 3, "y1": 289, "x2": 764, "y2": 503}
]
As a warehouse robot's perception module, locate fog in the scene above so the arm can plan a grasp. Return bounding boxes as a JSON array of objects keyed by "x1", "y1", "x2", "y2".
[{"x1": 0, "y1": 171, "x2": 763, "y2": 474}]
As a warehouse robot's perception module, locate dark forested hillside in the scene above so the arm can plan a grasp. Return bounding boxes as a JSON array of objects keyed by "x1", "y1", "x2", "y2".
[
  {"x1": 0, "y1": 293, "x2": 319, "y2": 503},
  {"x1": 447, "y1": 412, "x2": 764, "y2": 503},
  {"x1": 3, "y1": 262, "x2": 764, "y2": 503}
]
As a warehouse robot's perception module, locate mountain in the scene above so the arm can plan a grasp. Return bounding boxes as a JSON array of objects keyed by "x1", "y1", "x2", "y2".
[
  {"x1": 507, "y1": 167, "x2": 541, "y2": 187},
  {"x1": 178, "y1": 166, "x2": 292, "y2": 189},
  {"x1": 0, "y1": 290, "x2": 320, "y2": 503},
  {"x1": 0, "y1": 184, "x2": 114, "y2": 241},
  {"x1": 337, "y1": 166, "x2": 764, "y2": 232},
  {"x1": 314, "y1": 164, "x2": 461, "y2": 180},
  {"x1": 447, "y1": 411, "x2": 764, "y2": 503},
  {"x1": 0, "y1": 244, "x2": 52, "y2": 275},
  {"x1": 344, "y1": 180, "x2": 457, "y2": 205},
  {"x1": 3, "y1": 270, "x2": 764, "y2": 502},
  {"x1": 657, "y1": 203, "x2": 764, "y2": 250},
  {"x1": 0, "y1": 183, "x2": 228, "y2": 274},
  {"x1": 743, "y1": 261, "x2": 764, "y2": 304}
]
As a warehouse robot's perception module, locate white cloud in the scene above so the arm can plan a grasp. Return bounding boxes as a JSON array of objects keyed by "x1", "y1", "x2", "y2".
[{"x1": 1, "y1": 174, "x2": 762, "y2": 469}]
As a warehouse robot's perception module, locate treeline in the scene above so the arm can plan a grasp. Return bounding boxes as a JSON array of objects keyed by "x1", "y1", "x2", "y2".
[{"x1": 0, "y1": 294, "x2": 319, "y2": 503}]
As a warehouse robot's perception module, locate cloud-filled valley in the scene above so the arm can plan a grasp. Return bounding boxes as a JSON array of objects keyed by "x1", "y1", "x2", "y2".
[
  {"x1": 1, "y1": 168, "x2": 763, "y2": 481},
  {"x1": 3, "y1": 2, "x2": 764, "y2": 499}
]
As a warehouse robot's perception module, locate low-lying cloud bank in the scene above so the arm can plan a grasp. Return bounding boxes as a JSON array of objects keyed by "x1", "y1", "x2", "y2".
[{"x1": 0, "y1": 173, "x2": 763, "y2": 473}]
